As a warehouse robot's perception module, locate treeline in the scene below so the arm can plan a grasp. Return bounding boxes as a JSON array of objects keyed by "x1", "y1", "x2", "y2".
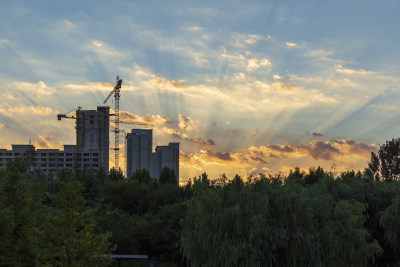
[{"x1": 2, "y1": 138, "x2": 400, "y2": 266}]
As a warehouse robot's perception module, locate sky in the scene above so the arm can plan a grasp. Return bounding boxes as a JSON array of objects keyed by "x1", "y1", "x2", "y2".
[{"x1": 1, "y1": 0, "x2": 400, "y2": 183}]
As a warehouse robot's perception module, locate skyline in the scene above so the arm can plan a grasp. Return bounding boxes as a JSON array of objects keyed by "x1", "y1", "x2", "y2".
[{"x1": 1, "y1": 1, "x2": 400, "y2": 182}]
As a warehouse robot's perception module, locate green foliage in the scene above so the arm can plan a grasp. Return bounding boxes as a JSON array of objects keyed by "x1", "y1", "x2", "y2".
[
  {"x1": 381, "y1": 196, "x2": 400, "y2": 256},
  {"x1": 130, "y1": 168, "x2": 153, "y2": 183},
  {"x1": 0, "y1": 158, "x2": 45, "y2": 266},
  {"x1": 159, "y1": 166, "x2": 177, "y2": 184},
  {"x1": 369, "y1": 137, "x2": 400, "y2": 181},
  {"x1": 40, "y1": 180, "x2": 113, "y2": 266},
  {"x1": 109, "y1": 167, "x2": 125, "y2": 182},
  {"x1": 181, "y1": 172, "x2": 383, "y2": 267}
]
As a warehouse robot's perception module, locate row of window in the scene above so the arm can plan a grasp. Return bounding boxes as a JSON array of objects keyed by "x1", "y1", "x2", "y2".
[
  {"x1": 0, "y1": 152, "x2": 100, "y2": 157},
  {"x1": 0, "y1": 158, "x2": 99, "y2": 162},
  {"x1": 0, "y1": 163, "x2": 100, "y2": 169}
]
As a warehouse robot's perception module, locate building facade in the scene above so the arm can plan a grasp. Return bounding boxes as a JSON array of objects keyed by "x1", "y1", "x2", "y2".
[
  {"x1": 126, "y1": 129, "x2": 179, "y2": 183},
  {"x1": 0, "y1": 144, "x2": 103, "y2": 175},
  {"x1": 76, "y1": 106, "x2": 110, "y2": 171},
  {"x1": 154, "y1": 143, "x2": 179, "y2": 183},
  {"x1": 126, "y1": 129, "x2": 153, "y2": 178}
]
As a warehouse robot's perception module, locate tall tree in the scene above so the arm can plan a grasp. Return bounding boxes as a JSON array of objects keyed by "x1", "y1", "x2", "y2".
[
  {"x1": 159, "y1": 166, "x2": 177, "y2": 185},
  {"x1": 40, "y1": 180, "x2": 113, "y2": 266},
  {"x1": 0, "y1": 158, "x2": 45, "y2": 266},
  {"x1": 369, "y1": 138, "x2": 400, "y2": 181}
]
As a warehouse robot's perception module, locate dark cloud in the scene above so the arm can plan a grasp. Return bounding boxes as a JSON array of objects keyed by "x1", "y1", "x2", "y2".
[
  {"x1": 183, "y1": 136, "x2": 216, "y2": 146},
  {"x1": 332, "y1": 139, "x2": 376, "y2": 154},
  {"x1": 204, "y1": 148, "x2": 234, "y2": 161},
  {"x1": 298, "y1": 141, "x2": 340, "y2": 160},
  {"x1": 250, "y1": 156, "x2": 267, "y2": 164},
  {"x1": 312, "y1": 132, "x2": 325, "y2": 137},
  {"x1": 268, "y1": 144, "x2": 294, "y2": 152},
  {"x1": 119, "y1": 111, "x2": 170, "y2": 126}
]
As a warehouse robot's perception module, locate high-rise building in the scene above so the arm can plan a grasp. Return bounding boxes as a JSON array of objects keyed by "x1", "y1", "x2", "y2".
[
  {"x1": 125, "y1": 129, "x2": 179, "y2": 183},
  {"x1": 154, "y1": 142, "x2": 179, "y2": 184},
  {"x1": 126, "y1": 129, "x2": 153, "y2": 178},
  {"x1": 76, "y1": 106, "x2": 110, "y2": 171}
]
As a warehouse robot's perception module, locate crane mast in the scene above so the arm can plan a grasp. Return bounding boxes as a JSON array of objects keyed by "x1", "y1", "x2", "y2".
[{"x1": 104, "y1": 76, "x2": 122, "y2": 170}]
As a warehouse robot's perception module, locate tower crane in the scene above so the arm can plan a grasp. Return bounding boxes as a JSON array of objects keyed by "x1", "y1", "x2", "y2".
[
  {"x1": 57, "y1": 103, "x2": 152, "y2": 171},
  {"x1": 104, "y1": 76, "x2": 122, "y2": 169},
  {"x1": 57, "y1": 106, "x2": 82, "y2": 168}
]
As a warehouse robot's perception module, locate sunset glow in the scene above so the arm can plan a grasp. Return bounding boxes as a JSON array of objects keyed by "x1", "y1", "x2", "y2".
[{"x1": 1, "y1": 1, "x2": 400, "y2": 183}]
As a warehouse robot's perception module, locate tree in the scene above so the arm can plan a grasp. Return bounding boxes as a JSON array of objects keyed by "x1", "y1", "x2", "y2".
[
  {"x1": 130, "y1": 168, "x2": 153, "y2": 183},
  {"x1": 40, "y1": 180, "x2": 113, "y2": 266},
  {"x1": 369, "y1": 138, "x2": 400, "y2": 181},
  {"x1": 109, "y1": 167, "x2": 125, "y2": 182},
  {"x1": 159, "y1": 166, "x2": 177, "y2": 185},
  {"x1": 0, "y1": 158, "x2": 45, "y2": 266}
]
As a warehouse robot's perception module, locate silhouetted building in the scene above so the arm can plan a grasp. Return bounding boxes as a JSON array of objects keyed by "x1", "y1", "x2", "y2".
[
  {"x1": 154, "y1": 142, "x2": 179, "y2": 184},
  {"x1": 126, "y1": 129, "x2": 153, "y2": 178},
  {"x1": 125, "y1": 129, "x2": 179, "y2": 183},
  {"x1": 76, "y1": 106, "x2": 110, "y2": 171},
  {"x1": 0, "y1": 144, "x2": 103, "y2": 175}
]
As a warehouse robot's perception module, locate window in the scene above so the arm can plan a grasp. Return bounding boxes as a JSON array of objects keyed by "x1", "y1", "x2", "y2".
[
  {"x1": 66, "y1": 153, "x2": 72, "y2": 156},
  {"x1": 41, "y1": 164, "x2": 46, "y2": 167},
  {"x1": 66, "y1": 164, "x2": 73, "y2": 167},
  {"x1": 84, "y1": 153, "x2": 89, "y2": 157},
  {"x1": 7, "y1": 153, "x2": 12, "y2": 156},
  {"x1": 14, "y1": 153, "x2": 20, "y2": 156},
  {"x1": 41, "y1": 153, "x2": 47, "y2": 156}
]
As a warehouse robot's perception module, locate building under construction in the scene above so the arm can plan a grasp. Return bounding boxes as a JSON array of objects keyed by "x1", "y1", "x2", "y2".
[
  {"x1": 76, "y1": 106, "x2": 110, "y2": 171},
  {"x1": 0, "y1": 106, "x2": 110, "y2": 175}
]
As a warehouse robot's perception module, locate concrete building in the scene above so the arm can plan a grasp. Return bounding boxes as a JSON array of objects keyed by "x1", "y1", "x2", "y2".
[
  {"x1": 76, "y1": 106, "x2": 110, "y2": 171},
  {"x1": 0, "y1": 144, "x2": 103, "y2": 175},
  {"x1": 125, "y1": 129, "x2": 179, "y2": 183},
  {"x1": 154, "y1": 143, "x2": 179, "y2": 184},
  {"x1": 126, "y1": 129, "x2": 153, "y2": 178}
]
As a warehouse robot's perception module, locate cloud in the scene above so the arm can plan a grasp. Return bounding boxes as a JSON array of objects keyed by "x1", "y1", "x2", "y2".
[
  {"x1": 298, "y1": 141, "x2": 340, "y2": 160},
  {"x1": 201, "y1": 148, "x2": 234, "y2": 161},
  {"x1": 119, "y1": 110, "x2": 171, "y2": 126},
  {"x1": 273, "y1": 74, "x2": 283, "y2": 80},
  {"x1": 160, "y1": 127, "x2": 181, "y2": 137},
  {"x1": 178, "y1": 114, "x2": 199, "y2": 130},
  {"x1": 244, "y1": 34, "x2": 263, "y2": 45},
  {"x1": 312, "y1": 132, "x2": 325, "y2": 137},
  {"x1": 185, "y1": 26, "x2": 206, "y2": 32},
  {"x1": 307, "y1": 49, "x2": 333, "y2": 58},
  {"x1": 181, "y1": 134, "x2": 215, "y2": 146},
  {"x1": 335, "y1": 64, "x2": 376, "y2": 75},
  {"x1": 158, "y1": 127, "x2": 215, "y2": 146},
  {"x1": 286, "y1": 42, "x2": 297, "y2": 47},
  {"x1": 92, "y1": 41, "x2": 103, "y2": 47},
  {"x1": 14, "y1": 81, "x2": 56, "y2": 95},
  {"x1": 34, "y1": 132, "x2": 61, "y2": 149},
  {"x1": 247, "y1": 58, "x2": 272, "y2": 72},
  {"x1": 0, "y1": 105, "x2": 56, "y2": 116}
]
